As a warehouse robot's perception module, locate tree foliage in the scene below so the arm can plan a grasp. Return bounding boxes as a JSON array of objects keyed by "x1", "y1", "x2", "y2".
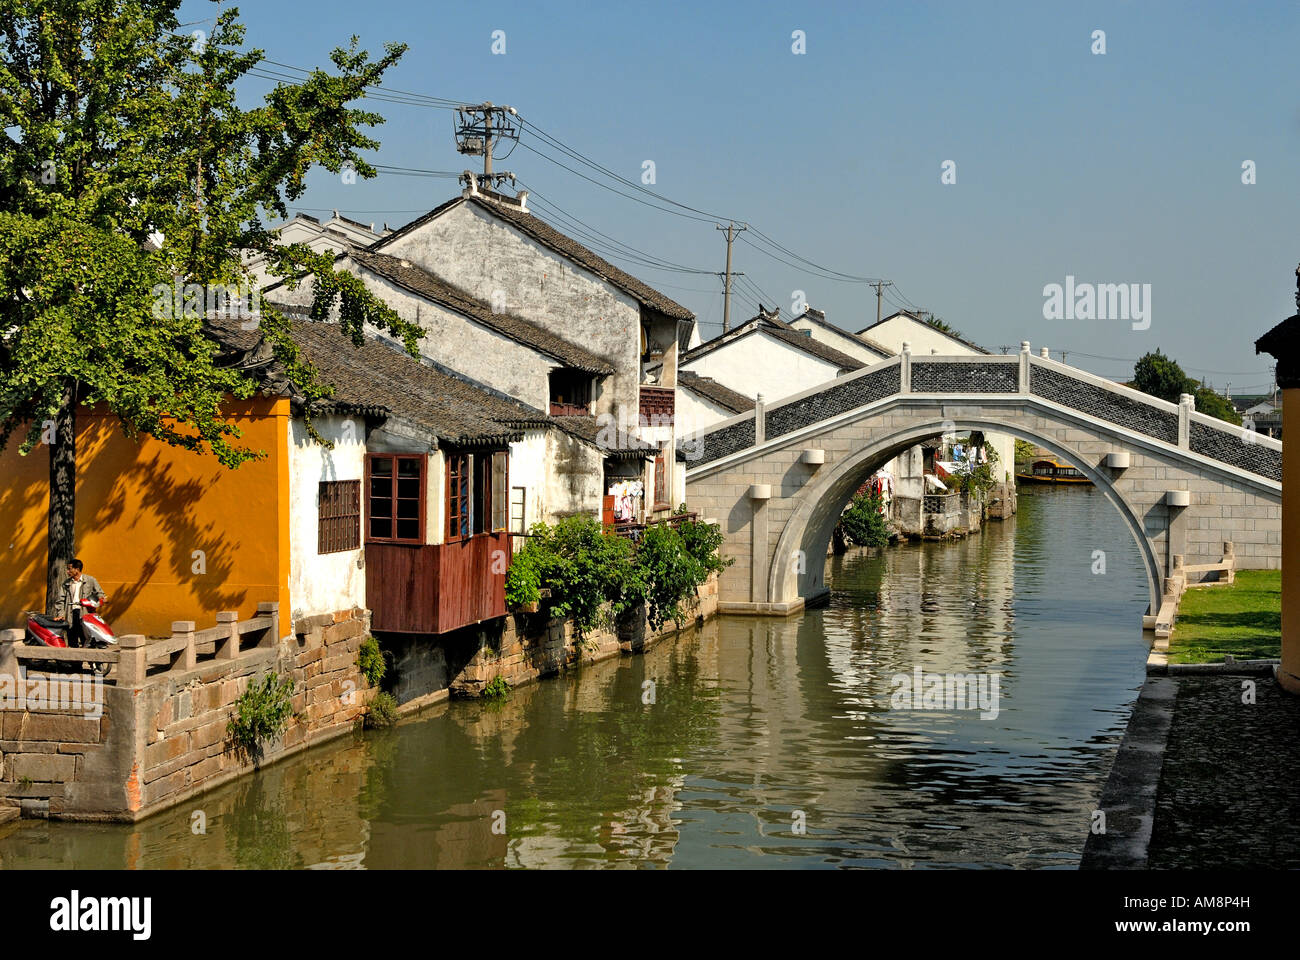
[
  {"x1": 0, "y1": 2, "x2": 420, "y2": 604},
  {"x1": 1133, "y1": 350, "x2": 1188, "y2": 404},
  {"x1": 838, "y1": 492, "x2": 890, "y2": 547},
  {"x1": 1193, "y1": 386, "x2": 1242, "y2": 426},
  {"x1": 1132, "y1": 351, "x2": 1241, "y2": 425},
  {"x1": 506, "y1": 514, "x2": 729, "y2": 634}
]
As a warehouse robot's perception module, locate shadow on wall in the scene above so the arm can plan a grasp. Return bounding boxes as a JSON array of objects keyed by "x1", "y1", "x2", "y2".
[
  {"x1": 0, "y1": 467, "x2": 49, "y2": 619},
  {"x1": 1, "y1": 409, "x2": 272, "y2": 634},
  {"x1": 104, "y1": 455, "x2": 253, "y2": 625}
]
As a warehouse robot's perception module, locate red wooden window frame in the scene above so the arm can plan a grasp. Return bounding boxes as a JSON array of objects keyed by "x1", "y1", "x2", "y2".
[
  {"x1": 447, "y1": 449, "x2": 510, "y2": 542},
  {"x1": 318, "y1": 480, "x2": 361, "y2": 554},
  {"x1": 653, "y1": 450, "x2": 669, "y2": 511},
  {"x1": 366, "y1": 454, "x2": 426, "y2": 544},
  {"x1": 447, "y1": 451, "x2": 470, "y2": 542}
]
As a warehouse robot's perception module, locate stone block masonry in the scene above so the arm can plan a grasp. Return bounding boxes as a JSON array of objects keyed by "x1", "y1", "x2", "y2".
[
  {"x1": 687, "y1": 354, "x2": 1281, "y2": 620},
  {"x1": 0, "y1": 575, "x2": 721, "y2": 821},
  {"x1": 385, "y1": 575, "x2": 720, "y2": 705},
  {"x1": 0, "y1": 604, "x2": 378, "y2": 822}
]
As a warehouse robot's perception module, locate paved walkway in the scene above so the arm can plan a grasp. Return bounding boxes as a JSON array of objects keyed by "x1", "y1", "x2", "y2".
[{"x1": 1147, "y1": 674, "x2": 1300, "y2": 868}]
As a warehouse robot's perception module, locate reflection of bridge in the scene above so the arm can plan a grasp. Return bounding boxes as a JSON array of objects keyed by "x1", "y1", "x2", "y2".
[{"x1": 684, "y1": 344, "x2": 1282, "y2": 621}]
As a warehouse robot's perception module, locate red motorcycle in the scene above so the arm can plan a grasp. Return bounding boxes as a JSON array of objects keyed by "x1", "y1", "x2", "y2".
[{"x1": 24, "y1": 597, "x2": 118, "y2": 676}]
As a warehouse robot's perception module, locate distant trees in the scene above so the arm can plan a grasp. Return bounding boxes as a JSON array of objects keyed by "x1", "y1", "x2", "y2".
[
  {"x1": 1131, "y1": 351, "x2": 1242, "y2": 426},
  {"x1": 924, "y1": 315, "x2": 964, "y2": 339},
  {"x1": 1133, "y1": 350, "x2": 1188, "y2": 404}
]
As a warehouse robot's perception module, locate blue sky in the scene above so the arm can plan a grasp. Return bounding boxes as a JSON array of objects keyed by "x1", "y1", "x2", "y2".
[{"x1": 185, "y1": 0, "x2": 1300, "y2": 393}]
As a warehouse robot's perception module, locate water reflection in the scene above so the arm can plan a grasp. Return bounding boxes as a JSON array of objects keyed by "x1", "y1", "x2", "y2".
[{"x1": 0, "y1": 487, "x2": 1148, "y2": 869}]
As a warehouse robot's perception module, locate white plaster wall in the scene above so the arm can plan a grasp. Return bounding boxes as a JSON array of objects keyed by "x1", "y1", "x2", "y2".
[
  {"x1": 676, "y1": 387, "x2": 738, "y2": 432},
  {"x1": 287, "y1": 415, "x2": 367, "y2": 621},
  {"x1": 509, "y1": 431, "x2": 548, "y2": 533},
  {"x1": 544, "y1": 430, "x2": 604, "y2": 521},
  {"x1": 681, "y1": 331, "x2": 842, "y2": 404},
  {"x1": 859, "y1": 315, "x2": 973, "y2": 356},
  {"x1": 379, "y1": 202, "x2": 644, "y2": 420},
  {"x1": 790, "y1": 317, "x2": 892, "y2": 365},
  {"x1": 264, "y1": 261, "x2": 560, "y2": 411}
]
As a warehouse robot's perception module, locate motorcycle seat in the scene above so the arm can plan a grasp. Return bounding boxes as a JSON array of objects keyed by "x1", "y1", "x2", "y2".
[{"x1": 29, "y1": 613, "x2": 66, "y2": 630}]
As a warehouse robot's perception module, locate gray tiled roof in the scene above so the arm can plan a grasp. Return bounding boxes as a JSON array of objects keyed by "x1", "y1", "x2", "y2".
[
  {"x1": 288, "y1": 320, "x2": 536, "y2": 447},
  {"x1": 680, "y1": 315, "x2": 866, "y2": 372},
  {"x1": 677, "y1": 371, "x2": 756, "y2": 414},
  {"x1": 375, "y1": 195, "x2": 694, "y2": 321},
  {"x1": 207, "y1": 310, "x2": 561, "y2": 447},
  {"x1": 348, "y1": 249, "x2": 614, "y2": 375},
  {"x1": 208, "y1": 308, "x2": 647, "y2": 453},
  {"x1": 792, "y1": 308, "x2": 896, "y2": 358},
  {"x1": 547, "y1": 414, "x2": 655, "y2": 458}
]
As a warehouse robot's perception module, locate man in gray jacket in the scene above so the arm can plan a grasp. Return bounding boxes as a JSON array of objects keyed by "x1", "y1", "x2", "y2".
[{"x1": 55, "y1": 559, "x2": 107, "y2": 623}]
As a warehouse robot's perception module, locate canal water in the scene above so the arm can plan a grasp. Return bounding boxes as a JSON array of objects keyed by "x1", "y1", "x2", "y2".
[{"x1": 0, "y1": 486, "x2": 1150, "y2": 869}]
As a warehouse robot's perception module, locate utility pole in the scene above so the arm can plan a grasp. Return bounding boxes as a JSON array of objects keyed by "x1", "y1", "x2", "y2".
[
  {"x1": 870, "y1": 280, "x2": 894, "y2": 325},
  {"x1": 454, "y1": 103, "x2": 520, "y2": 192},
  {"x1": 717, "y1": 222, "x2": 747, "y2": 332}
]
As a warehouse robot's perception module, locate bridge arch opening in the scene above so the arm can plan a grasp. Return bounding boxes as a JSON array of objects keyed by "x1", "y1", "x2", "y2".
[{"x1": 768, "y1": 419, "x2": 1163, "y2": 616}]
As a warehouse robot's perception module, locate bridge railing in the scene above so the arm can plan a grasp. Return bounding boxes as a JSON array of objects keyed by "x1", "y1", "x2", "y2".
[{"x1": 683, "y1": 348, "x2": 1281, "y2": 484}]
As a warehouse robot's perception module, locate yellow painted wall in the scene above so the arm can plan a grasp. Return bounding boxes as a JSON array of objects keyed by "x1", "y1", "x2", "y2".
[
  {"x1": 1281, "y1": 387, "x2": 1300, "y2": 693},
  {"x1": 0, "y1": 398, "x2": 291, "y2": 637}
]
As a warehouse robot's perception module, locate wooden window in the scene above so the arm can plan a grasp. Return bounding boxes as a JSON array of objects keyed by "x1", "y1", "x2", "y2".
[
  {"x1": 653, "y1": 450, "x2": 669, "y2": 510},
  {"x1": 549, "y1": 370, "x2": 593, "y2": 417},
  {"x1": 509, "y1": 486, "x2": 526, "y2": 552},
  {"x1": 449, "y1": 449, "x2": 509, "y2": 540},
  {"x1": 447, "y1": 452, "x2": 470, "y2": 541},
  {"x1": 318, "y1": 480, "x2": 361, "y2": 554},
  {"x1": 472, "y1": 451, "x2": 491, "y2": 535},
  {"x1": 491, "y1": 452, "x2": 509, "y2": 532},
  {"x1": 367, "y1": 454, "x2": 425, "y2": 544}
]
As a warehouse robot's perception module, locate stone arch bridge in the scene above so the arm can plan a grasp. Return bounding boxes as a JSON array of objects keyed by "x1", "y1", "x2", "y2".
[{"x1": 683, "y1": 345, "x2": 1282, "y2": 623}]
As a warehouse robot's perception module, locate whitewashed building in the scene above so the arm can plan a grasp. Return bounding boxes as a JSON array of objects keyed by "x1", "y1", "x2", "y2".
[
  {"x1": 244, "y1": 211, "x2": 392, "y2": 290},
  {"x1": 352, "y1": 183, "x2": 695, "y2": 517}
]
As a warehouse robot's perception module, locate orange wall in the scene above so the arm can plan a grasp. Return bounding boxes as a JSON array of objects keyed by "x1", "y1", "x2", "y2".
[
  {"x1": 0, "y1": 398, "x2": 291, "y2": 637},
  {"x1": 1281, "y1": 387, "x2": 1300, "y2": 692}
]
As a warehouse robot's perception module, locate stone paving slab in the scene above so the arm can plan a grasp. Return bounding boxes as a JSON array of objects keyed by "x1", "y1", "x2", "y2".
[{"x1": 1147, "y1": 674, "x2": 1300, "y2": 869}]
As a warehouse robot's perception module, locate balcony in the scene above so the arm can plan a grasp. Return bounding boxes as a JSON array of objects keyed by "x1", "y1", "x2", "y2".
[
  {"x1": 365, "y1": 532, "x2": 508, "y2": 634},
  {"x1": 639, "y1": 386, "x2": 674, "y2": 423}
]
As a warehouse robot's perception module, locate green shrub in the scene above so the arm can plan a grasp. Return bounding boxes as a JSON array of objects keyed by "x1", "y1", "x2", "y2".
[
  {"x1": 363, "y1": 691, "x2": 399, "y2": 729},
  {"x1": 676, "y1": 512, "x2": 731, "y2": 579},
  {"x1": 947, "y1": 441, "x2": 1001, "y2": 499},
  {"x1": 839, "y1": 492, "x2": 890, "y2": 547},
  {"x1": 635, "y1": 523, "x2": 703, "y2": 630},
  {"x1": 504, "y1": 512, "x2": 728, "y2": 637},
  {"x1": 504, "y1": 544, "x2": 543, "y2": 607},
  {"x1": 357, "y1": 635, "x2": 385, "y2": 688},
  {"x1": 516, "y1": 516, "x2": 636, "y2": 635},
  {"x1": 483, "y1": 675, "x2": 511, "y2": 701},
  {"x1": 228, "y1": 672, "x2": 295, "y2": 761}
]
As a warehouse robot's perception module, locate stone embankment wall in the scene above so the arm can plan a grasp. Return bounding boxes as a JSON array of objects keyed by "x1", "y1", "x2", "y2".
[
  {"x1": 0, "y1": 604, "x2": 375, "y2": 822},
  {"x1": 385, "y1": 574, "x2": 720, "y2": 707},
  {"x1": 1, "y1": 575, "x2": 721, "y2": 822}
]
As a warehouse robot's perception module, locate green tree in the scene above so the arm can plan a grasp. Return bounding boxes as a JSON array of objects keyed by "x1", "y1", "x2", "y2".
[
  {"x1": 923, "y1": 314, "x2": 963, "y2": 339},
  {"x1": 1132, "y1": 350, "x2": 1189, "y2": 404},
  {"x1": 1193, "y1": 385, "x2": 1243, "y2": 426},
  {"x1": 838, "y1": 492, "x2": 890, "y2": 547},
  {"x1": 0, "y1": 3, "x2": 421, "y2": 609},
  {"x1": 1132, "y1": 352, "x2": 1242, "y2": 426}
]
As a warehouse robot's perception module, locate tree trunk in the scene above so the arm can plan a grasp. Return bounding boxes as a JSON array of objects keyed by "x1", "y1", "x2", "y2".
[{"x1": 45, "y1": 380, "x2": 76, "y2": 615}]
